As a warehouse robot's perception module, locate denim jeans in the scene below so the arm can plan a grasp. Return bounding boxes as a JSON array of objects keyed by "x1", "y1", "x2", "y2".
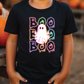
[{"x1": 20, "y1": 80, "x2": 54, "y2": 84}]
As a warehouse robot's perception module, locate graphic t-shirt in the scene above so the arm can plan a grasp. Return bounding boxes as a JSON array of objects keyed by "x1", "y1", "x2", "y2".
[{"x1": 4, "y1": 0, "x2": 79, "y2": 84}]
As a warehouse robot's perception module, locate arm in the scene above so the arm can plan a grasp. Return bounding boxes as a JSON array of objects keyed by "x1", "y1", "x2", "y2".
[
  {"x1": 60, "y1": 33, "x2": 73, "y2": 76},
  {"x1": 6, "y1": 33, "x2": 28, "y2": 84},
  {"x1": 48, "y1": 34, "x2": 73, "y2": 84},
  {"x1": 6, "y1": 33, "x2": 18, "y2": 74}
]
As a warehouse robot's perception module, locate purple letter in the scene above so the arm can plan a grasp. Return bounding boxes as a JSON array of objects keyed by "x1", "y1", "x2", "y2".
[
  {"x1": 46, "y1": 17, "x2": 55, "y2": 29},
  {"x1": 29, "y1": 41, "x2": 37, "y2": 53}
]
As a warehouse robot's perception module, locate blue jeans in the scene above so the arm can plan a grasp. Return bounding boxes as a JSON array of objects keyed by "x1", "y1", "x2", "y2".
[{"x1": 20, "y1": 80, "x2": 54, "y2": 84}]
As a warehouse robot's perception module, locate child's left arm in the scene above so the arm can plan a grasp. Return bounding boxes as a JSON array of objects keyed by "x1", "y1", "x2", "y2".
[
  {"x1": 48, "y1": 2, "x2": 79, "y2": 84},
  {"x1": 61, "y1": 33, "x2": 73, "y2": 75},
  {"x1": 48, "y1": 34, "x2": 73, "y2": 84}
]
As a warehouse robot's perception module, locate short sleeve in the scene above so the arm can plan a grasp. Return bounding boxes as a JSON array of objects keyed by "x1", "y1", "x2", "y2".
[
  {"x1": 4, "y1": 5, "x2": 19, "y2": 34},
  {"x1": 63, "y1": 5, "x2": 79, "y2": 35}
]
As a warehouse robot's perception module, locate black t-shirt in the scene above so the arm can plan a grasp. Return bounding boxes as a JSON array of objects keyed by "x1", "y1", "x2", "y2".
[{"x1": 4, "y1": 0, "x2": 79, "y2": 84}]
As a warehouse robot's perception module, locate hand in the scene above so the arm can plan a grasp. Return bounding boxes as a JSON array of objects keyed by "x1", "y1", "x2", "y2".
[
  {"x1": 48, "y1": 72, "x2": 69, "y2": 84},
  {"x1": 8, "y1": 71, "x2": 28, "y2": 84}
]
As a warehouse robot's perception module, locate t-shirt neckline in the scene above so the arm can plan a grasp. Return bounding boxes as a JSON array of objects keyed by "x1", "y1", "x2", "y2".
[{"x1": 25, "y1": 0, "x2": 56, "y2": 12}]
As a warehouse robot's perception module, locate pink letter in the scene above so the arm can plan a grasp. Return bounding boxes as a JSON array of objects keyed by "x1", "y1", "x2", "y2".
[
  {"x1": 29, "y1": 17, "x2": 37, "y2": 28},
  {"x1": 46, "y1": 41, "x2": 55, "y2": 53}
]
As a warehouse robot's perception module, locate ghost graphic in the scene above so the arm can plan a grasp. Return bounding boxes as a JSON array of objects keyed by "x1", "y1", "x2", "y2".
[{"x1": 34, "y1": 24, "x2": 50, "y2": 44}]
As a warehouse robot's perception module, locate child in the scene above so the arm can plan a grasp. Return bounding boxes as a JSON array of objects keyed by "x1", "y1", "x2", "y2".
[{"x1": 4, "y1": 0, "x2": 79, "y2": 84}]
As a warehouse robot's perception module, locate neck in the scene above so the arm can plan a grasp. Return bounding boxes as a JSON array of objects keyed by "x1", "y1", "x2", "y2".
[{"x1": 29, "y1": 0, "x2": 53, "y2": 9}]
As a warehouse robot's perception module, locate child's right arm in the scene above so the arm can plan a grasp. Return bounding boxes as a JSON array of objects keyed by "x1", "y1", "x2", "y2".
[
  {"x1": 6, "y1": 33, "x2": 18, "y2": 73},
  {"x1": 6, "y1": 33, "x2": 28, "y2": 84}
]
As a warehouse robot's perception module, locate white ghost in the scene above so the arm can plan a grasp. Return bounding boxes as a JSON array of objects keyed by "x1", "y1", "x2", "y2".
[{"x1": 34, "y1": 24, "x2": 50, "y2": 44}]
